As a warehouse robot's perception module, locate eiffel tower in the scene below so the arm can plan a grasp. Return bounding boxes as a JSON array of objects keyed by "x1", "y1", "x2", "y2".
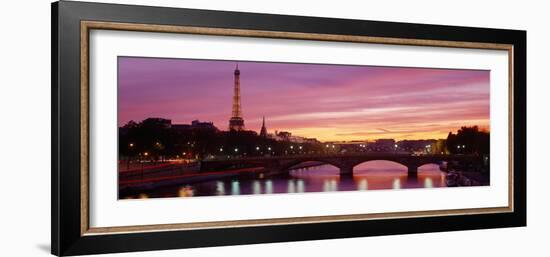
[{"x1": 229, "y1": 63, "x2": 245, "y2": 131}]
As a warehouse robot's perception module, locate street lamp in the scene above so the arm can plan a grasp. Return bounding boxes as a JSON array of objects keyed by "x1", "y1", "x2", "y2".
[
  {"x1": 127, "y1": 143, "x2": 135, "y2": 170},
  {"x1": 141, "y1": 152, "x2": 148, "y2": 180}
]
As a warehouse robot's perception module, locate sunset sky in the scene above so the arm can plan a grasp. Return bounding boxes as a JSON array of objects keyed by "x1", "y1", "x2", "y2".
[{"x1": 118, "y1": 57, "x2": 490, "y2": 142}]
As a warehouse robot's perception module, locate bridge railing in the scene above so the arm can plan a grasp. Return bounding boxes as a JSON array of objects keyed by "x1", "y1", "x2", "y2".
[{"x1": 201, "y1": 152, "x2": 477, "y2": 162}]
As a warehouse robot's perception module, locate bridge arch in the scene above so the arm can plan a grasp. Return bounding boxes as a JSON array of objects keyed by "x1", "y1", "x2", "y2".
[
  {"x1": 417, "y1": 162, "x2": 444, "y2": 168},
  {"x1": 279, "y1": 159, "x2": 342, "y2": 172},
  {"x1": 351, "y1": 159, "x2": 409, "y2": 170}
]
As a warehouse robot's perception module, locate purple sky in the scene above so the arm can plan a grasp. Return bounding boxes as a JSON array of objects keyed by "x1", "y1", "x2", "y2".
[{"x1": 118, "y1": 57, "x2": 490, "y2": 141}]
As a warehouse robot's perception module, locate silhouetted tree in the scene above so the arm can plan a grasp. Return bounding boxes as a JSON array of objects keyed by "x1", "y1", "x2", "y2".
[{"x1": 446, "y1": 126, "x2": 489, "y2": 155}]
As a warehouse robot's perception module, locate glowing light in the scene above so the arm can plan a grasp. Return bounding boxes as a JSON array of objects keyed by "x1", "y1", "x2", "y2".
[
  {"x1": 331, "y1": 179, "x2": 338, "y2": 191},
  {"x1": 323, "y1": 180, "x2": 330, "y2": 192},
  {"x1": 392, "y1": 178, "x2": 401, "y2": 189},
  {"x1": 231, "y1": 181, "x2": 240, "y2": 195},
  {"x1": 297, "y1": 180, "x2": 305, "y2": 193},
  {"x1": 287, "y1": 180, "x2": 296, "y2": 193},
  {"x1": 216, "y1": 181, "x2": 225, "y2": 195},
  {"x1": 323, "y1": 179, "x2": 338, "y2": 191},
  {"x1": 256, "y1": 146, "x2": 260, "y2": 150},
  {"x1": 234, "y1": 148, "x2": 238, "y2": 152},
  {"x1": 253, "y1": 181, "x2": 262, "y2": 194},
  {"x1": 143, "y1": 152, "x2": 148, "y2": 156},
  {"x1": 358, "y1": 179, "x2": 368, "y2": 191},
  {"x1": 129, "y1": 143, "x2": 134, "y2": 147},
  {"x1": 424, "y1": 178, "x2": 433, "y2": 188},
  {"x1": 178, "y1": 186, "x2": 194, "y2": 197},
  {"x1": 265, "y1": 180, "x2": 273, "y2": 194}
]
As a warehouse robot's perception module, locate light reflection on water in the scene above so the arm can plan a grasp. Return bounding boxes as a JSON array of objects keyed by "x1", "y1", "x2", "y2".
[
  {"x1": 126, "y1": 161, "x2": 450, "y2": 199},
  {"x1": 216, "y1": 181, "x2": 225, "y2": 195}
]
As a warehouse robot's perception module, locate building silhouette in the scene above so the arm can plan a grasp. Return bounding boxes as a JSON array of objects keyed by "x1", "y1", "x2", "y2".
[
  {"x1": 229, "y1": 64, "x2": 245, "y2": 131},
  {"x1": 172, "y1": 120, "x2": 219, "y2": 132}
]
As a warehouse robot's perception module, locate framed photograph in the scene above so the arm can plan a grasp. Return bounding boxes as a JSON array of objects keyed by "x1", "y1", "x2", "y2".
[{"x1": 52, "y1": 1, "x2": 526, "y2": 256}]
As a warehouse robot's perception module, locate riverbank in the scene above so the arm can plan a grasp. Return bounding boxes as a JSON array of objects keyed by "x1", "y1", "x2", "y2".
[
  {"x1": 446, "y1": 170, "x2": 490, "y2": 186},
  {"x1": 119, "y1": 167, "x2": 263, "y2": 195}
]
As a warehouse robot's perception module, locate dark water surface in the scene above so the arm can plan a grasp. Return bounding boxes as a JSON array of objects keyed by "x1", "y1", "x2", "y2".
[{"x1": 124, "y1": 161, "x2": 449, "y2": 199}]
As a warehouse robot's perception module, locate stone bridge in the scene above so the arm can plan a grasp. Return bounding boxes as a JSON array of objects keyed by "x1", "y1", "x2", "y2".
[{"x1": 200, "y1": 153, "x2": 482, "y2": 177}]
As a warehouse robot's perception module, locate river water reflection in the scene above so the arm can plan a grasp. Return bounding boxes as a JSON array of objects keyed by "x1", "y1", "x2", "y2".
[{"x1": 126, "y1": 161, "x2": 448, "y2": 199}]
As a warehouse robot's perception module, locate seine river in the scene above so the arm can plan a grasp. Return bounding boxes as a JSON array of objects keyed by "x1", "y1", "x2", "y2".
[{"x1": 126, "y1": 160, "x2": 448, "y2": 199}]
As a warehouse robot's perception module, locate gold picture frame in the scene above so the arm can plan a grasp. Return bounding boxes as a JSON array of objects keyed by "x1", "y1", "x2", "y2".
[{"x1": 80, "y1": 20, "x2": 514, "y2": 236}]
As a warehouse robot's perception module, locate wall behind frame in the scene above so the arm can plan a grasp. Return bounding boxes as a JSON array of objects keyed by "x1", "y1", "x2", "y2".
[{"x1": 0, "y1": 0, "x2": 547, "y2": 256}]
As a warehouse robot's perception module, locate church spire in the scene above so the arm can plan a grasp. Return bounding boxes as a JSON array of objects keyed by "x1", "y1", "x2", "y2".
[{"x1": 260, "y1": 116, "x2": 267, "y2": 137}]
